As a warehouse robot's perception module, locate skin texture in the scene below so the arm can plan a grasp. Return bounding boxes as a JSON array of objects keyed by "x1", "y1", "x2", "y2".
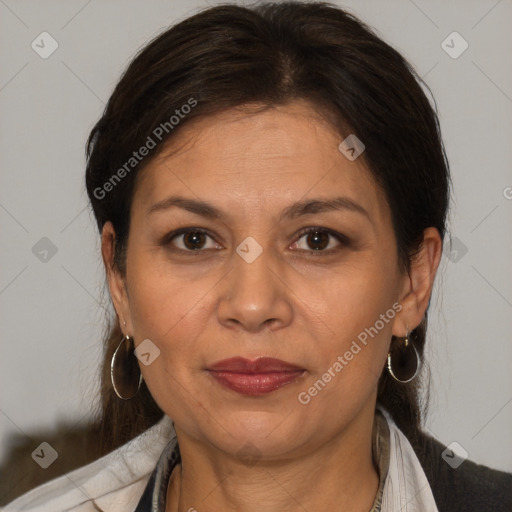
[{"x1": 102, "y1": 100, "x2": 442, "y2": 512}]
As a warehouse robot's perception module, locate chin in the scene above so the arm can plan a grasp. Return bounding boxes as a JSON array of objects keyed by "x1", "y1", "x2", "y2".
[{"x1": 215, "y1": 410, "x2": 303, "y2": 455}]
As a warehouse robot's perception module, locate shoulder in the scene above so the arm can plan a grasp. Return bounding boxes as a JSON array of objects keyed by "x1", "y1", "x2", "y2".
[
  {"x1": 1, "y1": 416, "x2": 175, "y2": 512},
  {"x1": 414, "y1": 430, "x2": 512, "y2": 512}
]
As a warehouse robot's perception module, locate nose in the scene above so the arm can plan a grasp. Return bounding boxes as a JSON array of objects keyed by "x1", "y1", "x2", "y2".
[{"x1": 216, "y1": 242, "x2": 293, "y2": 334}]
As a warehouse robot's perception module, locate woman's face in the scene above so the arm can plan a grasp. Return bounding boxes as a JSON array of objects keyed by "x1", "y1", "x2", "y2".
[{"x1": 106, "y1": 100, "x2": 424, "y2": 460}]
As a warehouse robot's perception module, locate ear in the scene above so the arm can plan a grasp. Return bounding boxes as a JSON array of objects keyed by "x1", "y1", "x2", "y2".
[
  {"x1": 101, "y1": 221, "x2": 132, "y2": 335},
  {"x1": 392, "y1": 227, "x2": 443, "y2": 337}
]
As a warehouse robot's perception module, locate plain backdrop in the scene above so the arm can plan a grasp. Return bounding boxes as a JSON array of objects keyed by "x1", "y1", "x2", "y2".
[{"x1": 1, "y1": 0, "x2": 511, "y2": 478}]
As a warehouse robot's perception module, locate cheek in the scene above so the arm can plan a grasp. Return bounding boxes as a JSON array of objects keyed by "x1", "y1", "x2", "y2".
[
  {"x1": 126, "y1": 266, "x2": 213, "y2": 416},
  {"x1": 129, "y1": 277, "x2": 213, "y2": 355},
  {"x1": 301, "y1": 255, "x2": 400, "y2": 379},
  {"x1": 294, "y1": 285, "x2": 395, "y2": 419},
  {"x1": 313, "y1": 254, "x2": 399, "y2": 330},
  {"x1": 126, "y1": 244, "x2": 211, "y2": 337}
]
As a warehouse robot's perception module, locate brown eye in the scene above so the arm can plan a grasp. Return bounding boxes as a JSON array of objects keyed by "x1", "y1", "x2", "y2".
[
  {"x1": 305, "y1": 231, "x2": 330, "y2": 250},
  {"x1": 164, "y1": 228, "x2": 219, "y2": 252},
  {"x1": 292, "y1": 227, "x2": 347, "y2": 253},
  {"x1": 182, "y1": 231, "x2": 207, "y2": 250}
]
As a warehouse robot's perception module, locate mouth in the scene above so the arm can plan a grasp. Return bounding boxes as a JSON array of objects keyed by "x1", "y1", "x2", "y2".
[{"x1": 207, "y1": 357, "x2": 306, "y2": 396}]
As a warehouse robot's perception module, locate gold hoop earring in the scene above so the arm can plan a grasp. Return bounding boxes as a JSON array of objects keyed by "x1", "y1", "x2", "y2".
[
  {"x1": 387, "y1": 333, "x2": 420, "y2": 383},
  {"x1": 110, "y1": 335, "x2": 143, "y2": 400}
]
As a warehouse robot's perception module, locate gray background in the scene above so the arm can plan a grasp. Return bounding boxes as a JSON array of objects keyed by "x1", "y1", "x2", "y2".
[{"x1": 1, "y1": 0, "x2": 511, "y2": 476}]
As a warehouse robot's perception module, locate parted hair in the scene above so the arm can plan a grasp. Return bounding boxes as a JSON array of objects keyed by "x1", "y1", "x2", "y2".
[{"x1": 85, "y1": 1, "x2": 450, "y2": 455}]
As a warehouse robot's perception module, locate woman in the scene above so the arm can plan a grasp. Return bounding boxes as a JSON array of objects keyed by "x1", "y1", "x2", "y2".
[{"x1": 4, "y1": 2, "x2": 511, "y2": 511}]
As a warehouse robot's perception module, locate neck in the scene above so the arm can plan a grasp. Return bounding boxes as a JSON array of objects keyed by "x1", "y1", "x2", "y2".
[{"x1": 166, "y1": 404, "x2": 380, "y2": 512}]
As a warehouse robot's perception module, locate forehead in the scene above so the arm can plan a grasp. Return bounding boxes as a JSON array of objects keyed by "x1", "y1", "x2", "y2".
[{"x1": 133, "y1": 101, "x2": 389, "y2": 224}]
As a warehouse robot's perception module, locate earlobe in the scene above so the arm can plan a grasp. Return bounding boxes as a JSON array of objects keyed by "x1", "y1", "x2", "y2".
[
  {"x1": 101, "y1": 221, "x2": 130, "y2": 332},
  {"x1": 392, "y1": 227, "x2": 443, "y2": 337}
]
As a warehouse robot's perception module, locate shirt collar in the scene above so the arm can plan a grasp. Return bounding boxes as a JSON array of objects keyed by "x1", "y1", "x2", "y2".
[
  {"x1": 133, "y1": 428, "x2": 180, "y2": 512},
  {"x1": 370, "y1": 407, "x2": 391, "y2": 511}
]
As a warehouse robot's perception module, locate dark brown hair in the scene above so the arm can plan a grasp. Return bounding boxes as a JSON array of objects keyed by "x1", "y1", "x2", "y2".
[{"x1": 85, "y1": 1, "x2": 450, "y2": 455}]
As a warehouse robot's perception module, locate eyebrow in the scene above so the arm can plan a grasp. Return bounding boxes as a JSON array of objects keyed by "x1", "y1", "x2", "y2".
[{"x1": 147, "y1": 195, "x2": 371, "y2": 222}]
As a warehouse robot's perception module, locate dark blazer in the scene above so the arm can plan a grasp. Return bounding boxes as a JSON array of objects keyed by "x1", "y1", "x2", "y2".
[{"x1": 415, "y1": 431, "x2": 512, "y2": 512}]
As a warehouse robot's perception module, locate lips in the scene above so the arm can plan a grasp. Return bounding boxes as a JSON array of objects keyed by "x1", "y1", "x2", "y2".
[
  {"x1": 207, "y1": 357, "x2": 305, "y2": 395},
  {"x1": 208, "y1": 357, "x2": 304, "y2": 373}
]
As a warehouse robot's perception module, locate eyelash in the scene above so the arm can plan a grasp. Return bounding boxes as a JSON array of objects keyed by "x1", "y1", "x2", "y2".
[{"x1": 161, "y1": 226, "x2": 349, "y2": 255}]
